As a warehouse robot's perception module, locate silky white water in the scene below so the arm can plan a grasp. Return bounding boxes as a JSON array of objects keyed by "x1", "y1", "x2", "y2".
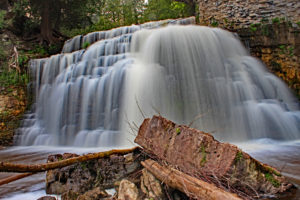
[
  {"x1": 121, "y1": 26, "x2": 300, "y2": 143},
  {"x1": 16, "y1": 18, "x2": 300, "y2": 147},
  {"x1": 15, "y1": 18, "x2": 197, "y2": 146}
]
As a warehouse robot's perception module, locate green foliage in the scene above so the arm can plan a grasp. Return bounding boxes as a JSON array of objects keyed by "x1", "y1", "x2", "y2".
[
  {"x1": 0, "y1": 46, "x2": 7, "y2": 62},
  {"x1": 278, "y1": 45, "x2": 295, "y2": 57},
  {"x1": 279, "y1": 45, "x2": 286, "y2": 54},
  {"x1": 265, "y1": 173, "x2": 280, "y2": 188},
  {"x1": 272, "y1": 17, "x2": 280, "y2": 24},
  {"x1": 18, "y1": 53, "x2": 29, "y2": 68},
  {"x1": 297, "y1": 21, "x2": 300, "y2": 27},
  {"x1": 61, "y1": 0, "x2": 194, "y2": 38},
  {"x1": 250, "y1": 24, "x2": 257, "y2": 32},
  {"x1": 80, "y1": 162, "x2": 87, "y2": 170},
  {"x1": 175, "y1": 127, "x2": 181, "y2": 135},
  {"x1": 200, "y1": 144, "x2": 207, "y2": 166},
  {"x1": 288, "y1": 46, "x2": 294, "y2": 57},
  {"x1": 211, "y1": 21, "x2": 219, "y2": 27},
  {"x1": 0, "y1": 10, "x2": 7, "y2": 30},
  {"x1": 260, "y1": 17, "x2": 269, "y2": 24},
  {"x1": 82, "y1": 42, "x2": 91, "y2": 49},
  {"x1": 47, "y1": 44, "x2": 61, "y2": 55},
  {"x1": 235, "y1": 151, "x2": 243, "y2": 162},
  {"x1": 261, "y1": 24, "x2": 269, "y2": 36},
  {"x1": 143, "y1": 0, "x2": 193, "y2": 22},
  {"x1": 0, "y1": 69, "x2": 29, "y2": 88}
]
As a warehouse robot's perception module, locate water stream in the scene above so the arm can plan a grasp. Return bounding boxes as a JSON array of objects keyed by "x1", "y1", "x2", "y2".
[{"x1": 1, "y1": 17, "x2": 300, "y2": 199}]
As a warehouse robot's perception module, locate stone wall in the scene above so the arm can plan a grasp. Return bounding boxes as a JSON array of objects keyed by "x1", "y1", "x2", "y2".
[{"x1": 197, "y1": 0, "x2": 300, "y2": 28}]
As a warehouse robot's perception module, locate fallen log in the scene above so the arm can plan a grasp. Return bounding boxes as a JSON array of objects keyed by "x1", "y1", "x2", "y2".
[
  {"x1": 142, "y1": 159, "x2": 242, "y2": 200},
  {"x1": 0, "y1": 147, "x2": 138, "y2": 173},
  {"x1": 135, "y1": 115, "x2": 293, "y2": 198},
  {"x1": 0, "y1": 173, "x2": 34, "y2": 186}
]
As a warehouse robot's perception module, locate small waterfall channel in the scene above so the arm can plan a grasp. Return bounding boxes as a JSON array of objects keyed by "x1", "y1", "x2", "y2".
[{"x1": 15, "y1": 17, "x2": 300, "y2": 147}]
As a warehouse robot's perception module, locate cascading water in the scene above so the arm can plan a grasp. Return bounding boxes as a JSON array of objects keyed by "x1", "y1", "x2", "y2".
[
  {"x1": 15, "y1": 17, "x2": 299, "y2": 147},
  {"x1": 121, "y1": 26, "x2": 300, "y2": 142},
  {"x1": 5, "y1": 18, "x2": 300, "y2": 200},
  {"x1": 15, "y1": 18, "x2": 196, "y2": 147}
]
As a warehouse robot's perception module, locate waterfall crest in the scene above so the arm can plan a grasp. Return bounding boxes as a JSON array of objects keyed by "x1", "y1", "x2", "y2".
[{"x1": 16, "y1": 18, "x2": 300, "y2": 147}]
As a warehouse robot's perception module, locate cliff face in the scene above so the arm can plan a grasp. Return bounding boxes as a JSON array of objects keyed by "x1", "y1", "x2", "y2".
[
  {"x1": 195, "y1": 0, "x2": 300, "y2": 98},
  {"x1": 197, "y1": 0, "x2": 300, "y2": 28},
  {"x1": 238, "y1": 23, "x2": 300, "y2": 98}
]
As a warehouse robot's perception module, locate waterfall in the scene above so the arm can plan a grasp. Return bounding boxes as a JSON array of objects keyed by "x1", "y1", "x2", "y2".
[
  {"x1": 16, "y1": 18, "x2": 300, "y2": 147},
  {"x1": 15, "y1": 18, "x2": 195, "y2": 147},
  {"x1": 121, "y1": 26, "x2": 300, "y2": 143}
]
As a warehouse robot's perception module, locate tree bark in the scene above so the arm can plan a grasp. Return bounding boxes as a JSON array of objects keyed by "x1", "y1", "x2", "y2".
[
  {"x1": 40, "y1": 0, "x2": 55, "y2": 44},
  {"x1": 135, "y1": 116, "x2": 293, "y2": 198},
  {"x1": 0, "y1": 173, "x2": 34, "y2": 186},
  {"x1": 0, "y1": 147, "x2": 138, "y2": 173},
  {"x1": 141, "y1": 159, "x2": 242, "y2": 200}
]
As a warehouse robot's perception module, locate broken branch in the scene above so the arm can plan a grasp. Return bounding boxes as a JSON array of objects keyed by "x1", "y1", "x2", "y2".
[
  {"x1": 0, "y1": 173, "x2": 35, "y2": 186},
  {"x1": 0, "y1": 147, "x2": 138, "y2": 173}
]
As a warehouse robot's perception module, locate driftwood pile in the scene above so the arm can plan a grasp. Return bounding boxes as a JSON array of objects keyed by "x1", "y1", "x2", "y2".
[{"x1": 0, "y1": 116, "x2": 296, "y2": 200}]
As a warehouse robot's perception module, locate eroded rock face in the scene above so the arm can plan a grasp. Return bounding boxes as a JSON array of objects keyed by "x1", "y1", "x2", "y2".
[
  {"x1": 197, "y1": 0, "x2": 300, "y2": 28},
  {"x1": 135, "y1": 115, "x2": 294, "y2": 199},
  {"x1": 46, "y1": 148, "x2": 144, "y2": 199},
  {"x1": 238, "y1": 23, "x2": 300, "y2": 98}
]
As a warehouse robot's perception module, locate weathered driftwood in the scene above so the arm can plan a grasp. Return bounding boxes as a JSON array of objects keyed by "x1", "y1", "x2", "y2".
[
  {"x1": 142, "y1": 159, "x2": 242, "y2": 200},
  {"x1": 135, "y1": 115, "x2": 293, "y2": 198},
  {"x1": 0, "y1": 147, "x2": 138, "y2": 173},
  {"x1": 0, "y1": 173, "x2": 34, "y2": 186}
]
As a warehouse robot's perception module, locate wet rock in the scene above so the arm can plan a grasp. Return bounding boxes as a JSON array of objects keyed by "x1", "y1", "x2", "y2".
[
  {"x1": 117, "y1": 179, "x2": 139, "y2": 200},
  {"x1": 37, "y1": 196, "x2": 57, "y2": 200},
  {"x1": 46, "y1": 148, "x2": 144, "y2": 196},
  {"x1": 77, "y1": 187, "x2": 110, "y2": 200}
]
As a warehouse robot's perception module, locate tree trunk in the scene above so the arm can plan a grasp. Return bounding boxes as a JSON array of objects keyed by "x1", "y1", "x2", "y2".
[
  {"x1": 141, "y1": 159, "x2": 242, "y2": 200},
  {"x1": 135, "y1": 116, "x2": 293, "y2": 198},
  {"x1": 0, "y1": 147, "x2": 138, "y2": 173},
  {"x1": 40, "y1": 0, "x2": 55, "y2": 44}
]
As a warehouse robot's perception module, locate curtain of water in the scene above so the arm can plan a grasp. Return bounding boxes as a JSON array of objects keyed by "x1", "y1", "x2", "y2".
[
  {"x1": 16, "y1": 18, "x2": 299, "y2": 147},
  {"x1": 121, "y1": 26, "x2": 300, "y2": 143},
  {"x1": 15, "y1": 18, "x2": 196, "y2": 147}
]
